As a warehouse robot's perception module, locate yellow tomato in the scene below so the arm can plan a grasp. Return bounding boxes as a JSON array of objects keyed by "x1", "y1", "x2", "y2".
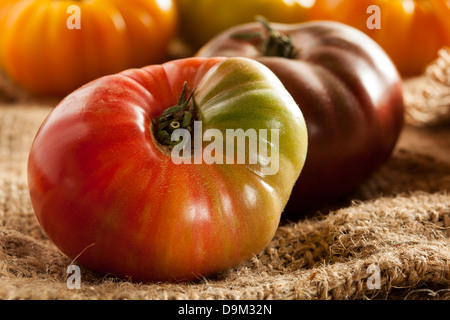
[
  {"x1": 176, "y1": 0, "x2": 315, "y2": 49},
  {"x1": 310, "y1": 0, "x2": 450, "y2": 76},
  {"x1": 0, "y1": 0, "x2": 177, "y2": 96}
]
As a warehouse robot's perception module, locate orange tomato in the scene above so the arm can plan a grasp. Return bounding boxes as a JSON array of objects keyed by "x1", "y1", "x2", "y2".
[
  {"x1": 0, "y1": 0, "x2": 177, "y2": 96},
  {"x1": 310, "y1": 0, "x2": 450, "y2": 76}
]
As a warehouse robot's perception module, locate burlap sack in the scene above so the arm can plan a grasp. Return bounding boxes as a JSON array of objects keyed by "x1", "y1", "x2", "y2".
[{"x1": 0, "y1": 49, "x2": 449, "y2": 300}]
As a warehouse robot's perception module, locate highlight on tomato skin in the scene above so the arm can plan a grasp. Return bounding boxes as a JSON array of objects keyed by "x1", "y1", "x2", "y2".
[
  {"x1": 196, "y1": 18, "x2": 405, "y2": 214},
  {"x1": 0, "y1": 0, "x2": 178, "y2": 97},
  {"x1": 27, "y1": 57, "x2": 308, "y2": 282}
]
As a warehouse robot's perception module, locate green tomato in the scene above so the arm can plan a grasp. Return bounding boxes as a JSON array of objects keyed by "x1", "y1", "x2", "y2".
[{"x1": 176, "y1": 0, "x2": 314, "y2": 49}]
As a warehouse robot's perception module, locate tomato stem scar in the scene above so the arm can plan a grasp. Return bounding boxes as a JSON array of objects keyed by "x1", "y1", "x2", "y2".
[
  {"x1": 231, "y1": 16, "x2": 297, "y2": 59},
  {"x1": 169, "y1": 121, "x2": 181, "y2": 131},
  {"x1": 154, "y1": 82, "x2": 198, "y2": 147}
]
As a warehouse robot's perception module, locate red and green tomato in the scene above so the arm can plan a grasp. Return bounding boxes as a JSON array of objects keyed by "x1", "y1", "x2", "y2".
[{"x1": 27, "y1": 57, "x2": 307, "y2": 282}]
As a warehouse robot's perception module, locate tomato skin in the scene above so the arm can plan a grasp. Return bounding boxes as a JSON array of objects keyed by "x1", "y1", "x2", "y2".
[
  {"x1": 176, "y1": 0, "x2": 314, "y2": 49},
  {"x1": 310, "y1": 0, "x2": 450, "y2": 76},
  {"x1": 27, "y1": 57, "x2": 307, "y2": 282},
  {"x1": 0, "y1": 0, "x2": 177, "y2": 96},
  {"x1": 197, "y1": 21, "x2": 404, "y2": 214}
]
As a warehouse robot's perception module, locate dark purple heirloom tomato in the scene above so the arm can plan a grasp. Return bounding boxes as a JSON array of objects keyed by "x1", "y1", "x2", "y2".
[{"x1": 197, "y1": 19, "x2": 405, "y2": 214}]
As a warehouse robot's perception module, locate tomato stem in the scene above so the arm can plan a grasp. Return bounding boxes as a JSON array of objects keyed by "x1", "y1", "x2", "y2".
[
  {"x1": 232, "y1": 16, "x2": 297, "y2": 59},
  {"x1": 154, "y1": 82, "x2": 197, "y2": 147}
]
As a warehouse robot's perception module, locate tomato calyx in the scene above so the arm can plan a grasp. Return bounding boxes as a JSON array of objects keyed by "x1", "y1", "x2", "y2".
[
  {"x1": 154, "y1": 82, "x2": 198, "y2": 147},
  {"x1": 232, "y1": 16, "x2": 297, "y2": 59}
]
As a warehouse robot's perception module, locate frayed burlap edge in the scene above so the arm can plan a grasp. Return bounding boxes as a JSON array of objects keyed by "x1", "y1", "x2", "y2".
[{"x1": 404, "y1": 47, "x2": 450, "y2": 127}]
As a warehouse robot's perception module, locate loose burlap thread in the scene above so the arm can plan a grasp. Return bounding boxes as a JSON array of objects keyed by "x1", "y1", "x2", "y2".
[{"x1": 0, "y1": 50, "x2": 449, "y2": 300}]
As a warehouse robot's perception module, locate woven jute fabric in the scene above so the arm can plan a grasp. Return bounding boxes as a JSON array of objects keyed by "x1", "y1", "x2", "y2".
[{"x1": 0, "y1": 50, "x2": 449, "y2": 300}]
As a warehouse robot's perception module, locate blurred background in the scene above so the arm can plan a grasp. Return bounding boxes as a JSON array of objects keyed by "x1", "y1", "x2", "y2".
[{"x1": 0, "y1": 0, "x2": 449, "y2": 101}]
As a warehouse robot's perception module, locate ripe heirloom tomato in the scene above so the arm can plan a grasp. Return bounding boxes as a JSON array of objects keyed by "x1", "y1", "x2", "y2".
[
  {"x1": 197, "y1": 19, "x2": 404, "y2": 214},
  {"x1": 310, "y1": 0, "x2": 450, "y2": 76},
  {"x1": 176, "y1": 0, "x2": 315, "y2": 49},
  {"x1": 0, "y1": 0, "x2": 177, "y2": 96},
  {"x1": 27, "y1": 57, "x2": 307, "y2": 282}
]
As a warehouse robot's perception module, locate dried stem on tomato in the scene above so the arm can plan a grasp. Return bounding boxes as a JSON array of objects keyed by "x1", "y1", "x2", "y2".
[
  {"x1": 154, "y1": 82, "x2": 197, "y2": 147},
  {"x1": 232, "y1": 16, "x2": 297, "y2": 59}
]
